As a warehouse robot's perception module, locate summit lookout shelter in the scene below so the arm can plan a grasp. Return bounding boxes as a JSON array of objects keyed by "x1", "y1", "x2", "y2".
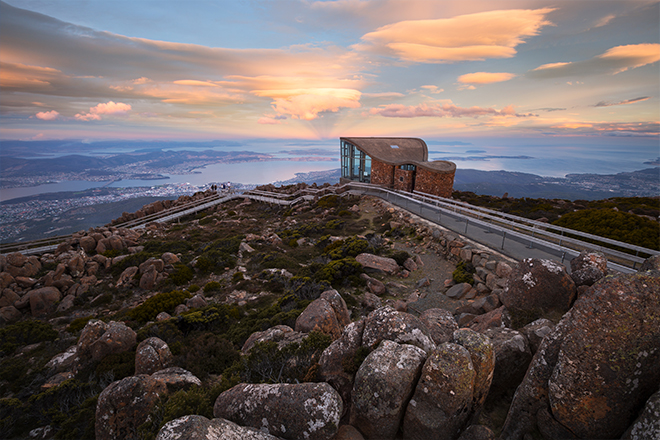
[{"x1": 340, "y1": 137, "x2": 456, "y2": 198}]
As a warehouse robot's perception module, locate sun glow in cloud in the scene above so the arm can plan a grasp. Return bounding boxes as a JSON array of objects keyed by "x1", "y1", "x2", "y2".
[
  {"x1": 357, "y1": 8, "x2": 554, "y2": 63},
  {"x1": 253, "y1": 88, "x2": 362, "y2": 120}
]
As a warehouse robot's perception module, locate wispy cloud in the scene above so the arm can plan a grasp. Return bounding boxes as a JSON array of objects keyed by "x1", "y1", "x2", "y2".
[
  {"x1": 367, "y1": 102, "x2": 527, "y2": 118},
  {"x1": 529, "y1": 43, "x2": 660, "y2": 78},
  {"x1": 253, "y1": 88, "x2": 362, "y2": 120},
  {"x1": 457, "y1": 72, "x2": 516, "y2": 89},
  {"x1": 594, "y1": 97, "x2": 650, "y2": 107},
  {"x1": 356, "y1": 8, "x2": 554, "y2": 63}
]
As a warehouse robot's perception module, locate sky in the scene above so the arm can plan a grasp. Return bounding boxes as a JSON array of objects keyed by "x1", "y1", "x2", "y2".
[{"x1": 1, "y1": 0, "x2": 659, "y2": 143}]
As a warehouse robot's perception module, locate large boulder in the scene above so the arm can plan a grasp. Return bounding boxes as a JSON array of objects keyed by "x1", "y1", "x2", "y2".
[
  {"x1": 75, "y1": 320, "x2": 137, "y2": 373},
  {"x1": 156, "y1": 415, "x2": 283, "y2": 440},
  {"x1": 350, "y1": 340, "x2": 427, "y2": 439},
  {"x1": 621, "y1": 387, "x2": 660, "y2": 440},
  {"x1": 482, "y1": 327, "x2": 532, "y2": 403},
  {"x1": 500, "y1": 271, "x2": 660, "y2": 440},
  {"x1": 135, "y1": 337, "x2": 173, "y2": 375},
  {"x1": 355, "y1": 253, "x2": 400, "y2": 275},
  {"x1": 500, "y1": 258, "x2": 576, "y2": 326},
  {"x1": 362, "y1": 306, "x2": 436, "y2": 353},
  {"x1": 318, "y1": 320, "x2": 365, "y2": 412},
  {"x1": 214, "y1": 382, "x2": 342, "y2": 440},
  {"x1": 95, "y1": 375, "x2": 167, "y2": 440},
  {"x1": 419, "y1": 308, "x2": 459, "y2": 345},
  {"x1": 241, "y1": 325, "x2": 299, "y2": 354},
  {"x1": 151, "y1": 367, "x2": 202, "y2": 393},
  {"x1": 402, "y1": 343, "x2": 475, "y2": 440},
  {"x1": 24, "y1": 286, "x2": 62, "y2": 317},
  {"x1": 320, "y1": 289, "x2": 351, "y2": 327},
  {"x1": 294, "y1": 298, "x2": 342, "y2": 340},
  {"x1": 452, "y1": 328, "x2": 495, "y2": 417}
]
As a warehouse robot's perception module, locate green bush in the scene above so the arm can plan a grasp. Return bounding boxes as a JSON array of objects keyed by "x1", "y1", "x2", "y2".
[
  {"x1": 169, "y1": 263, "x2": 194, "y2": 285},
  {"x1": 452, "y1": 261, "x2": 475, "y2": 285},
  {"x1": 188, "y1": 284, "x2": 200, "y2": 293},
  {"x1": 316, "y1": 195, "x2": 339, "y2": 209},
  {"x1": 232, "y1": 272, "x2": 245, "y2": 283},
  {"x1": 315, "y1": 258, "x2": 363, "y2": 287},
  {"x1": 0, "y1": 320, "x2": 58, "y2": 355},
  {"x1": 127, "y1": 290, "x2": 191, "y2": 322},
  {"x1": 95, "y1": 350, "x2": 136, "y2": 381},
  {"x1": 228, "y1": 331, "x2": 332, "y2": 384},
  {"x1": 66, "y1": 316, "x2": 94, "y2": 334},
  {"x1": 177, "y1": 333, "x2": 239, "y2": 379},
  {"x1": 553, "y1": 209, "x2": 660, "y2": 251},
  {"x1": 203, "y1": 281, "x2": 223, "y2": 293},
  {"x1": 285, "y1": 277, "x2": 332, "y2": 301},
  {"x1": 323, "y1": 236, "x2": 370, "y2": 260}
]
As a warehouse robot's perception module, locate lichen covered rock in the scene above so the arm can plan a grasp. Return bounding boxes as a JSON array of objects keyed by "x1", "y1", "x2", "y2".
[
  {"x1": 501, "y1": 271, "x2": 660, "y2": 440},
  {"x1": 362, "y1": 306, "x2": 436, "y2": 353},
  {"x1": 403, "y1": 343, "x2": 475, "y2": 440},
  {"x1": 135, "y1": 337, "x2": 173, "y2": 375},
  {"x1": 501, "y1": 258, "x2": 576, "y2": 326},
  {"x1": 95, "y1": 375, "x2": 167, "y2": 440},
  {"x1": 214, "y1": 382, "x2": 342, "y2": 440},
  {"x1": 156, "y1": 415, "x2": 283, "y2": 440},
  {"x1": 350, "y1": 340, "x2": 426, "y2": 439}
]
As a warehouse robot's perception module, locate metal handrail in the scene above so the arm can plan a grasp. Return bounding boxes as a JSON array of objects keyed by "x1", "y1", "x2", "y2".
[{"x1": 412, "y1": 190, "x2": 659, "y2": 257}]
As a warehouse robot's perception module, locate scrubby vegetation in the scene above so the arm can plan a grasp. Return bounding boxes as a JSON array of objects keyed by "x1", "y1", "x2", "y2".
[{"x1": 453, "y1": 191, "x2": 660, "y2": 251}]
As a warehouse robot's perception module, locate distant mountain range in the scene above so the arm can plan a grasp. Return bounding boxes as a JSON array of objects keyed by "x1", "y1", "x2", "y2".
[{"x1": 273, "y1": 167, "x2": 658, "y2": 200}]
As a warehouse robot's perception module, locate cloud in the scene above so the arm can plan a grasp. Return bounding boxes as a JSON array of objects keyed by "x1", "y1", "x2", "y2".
[
  {"x1": 253, "y1": 88, "x2": 362, "y2": 120},
  {"x1": 593, "y1": 14, "x2": 616, "y2": 28},
  {"x1": 75, "y1": 101, "x2": 131, "y2": 121},
  {"x1": 420, "y1": 85, "x2": 444, "y2": 94},
  {"x1": 356, "y1": 8, "x2": 554, "y2": 63},
  {"x1": 594, "y1": 97, "x2": 650, "y2": 107},
  {"x1": 35, "y1": 110, "x2": 60, "y2": 120},
  {"x1": 529, "y1": 43, "x2": 660, "y2": 78},
  {"x1": 457, "y1": 72, "x2": 516, "y2": 85},
  {"x1": 368, "y1": 102, "x2": 526, "y2": 118}
]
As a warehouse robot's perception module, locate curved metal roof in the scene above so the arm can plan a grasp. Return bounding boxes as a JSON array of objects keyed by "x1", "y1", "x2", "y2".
[{"x1": 341, "y1": 137, "x2": 455, "y2": 174}]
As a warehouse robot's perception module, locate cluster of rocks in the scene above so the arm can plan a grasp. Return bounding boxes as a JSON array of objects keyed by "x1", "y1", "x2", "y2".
[
  {"x1": 136, "y1": 254, "x2": 660, "y2": 440},
  {"x1": 0, "y1": 225, "x2": 182, "y2": 323},
  {"x1": 111, "y1": 189, "x2": 217, "y2": 225}
]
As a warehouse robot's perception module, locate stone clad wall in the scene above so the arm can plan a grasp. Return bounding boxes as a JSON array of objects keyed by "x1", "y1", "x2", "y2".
[
  {"x1": 414, "y1": 167, "x2": 455, "y2": 198},
  {"x1": 394, "y1": 168, "x2": 414, "y2": 192},
  {"x1": 371, "y1": 160, "x2": 395, "y2": 187}
]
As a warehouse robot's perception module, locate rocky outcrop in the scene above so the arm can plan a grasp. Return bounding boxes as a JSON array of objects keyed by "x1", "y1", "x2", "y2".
[
  {"x1": 570, "y1": 250, "x2": 608, "y2": 287},
  {"x1": 135, "y1": 337, "x2": 173, "y2": 375},
  {"x1": 156, "y1": 415, "x2": 283, "y2": 440},
  {"x1": 500, "y1": 258, "x2": 576, "y2": 326},
  {"x1": 419, "y1": 308, "x2": 459, "y2": 345},
  {"x1": 318, "y1": 320, "x2": 365, "y2": 413},
  {"x1": 295, "y1": 297, "x2": 342, "y2": 339},
  {"x1": 75, "y1": 320, "x2": 137, "y2": 373},
  {"x1": 452, "y1": 328, "x2": 495, "y2": 417},
  {"x1": 362, "y1": 306, "x2": 436, "y2": 353},
  {"x1": 403, "y1": 343, "x2": 475, "y2": 440},
  {"x1": 482, "y1": 327, "x2": 532, "y2": 403},
  {"x1": 241, "y1": 325, "x2": 305, "y2": 354},
  {"x1": 355, "y1": 253, "x2": 400, "y2": 275},
  {"x1": 350, "y1": 340, "x2": 426, "y2": 439},
  {"x1": 621, "y1": 387, "x2": 660, "y2": 440},
  {"x1": 96, "y1": 374, "x2": 167, "y2": 440},
  {"x1": 500, "y1": 271, "x2": 660, "y2": 440},
  {"x1": 214, "y1": 382, "x2": 342, "y2": 440}
]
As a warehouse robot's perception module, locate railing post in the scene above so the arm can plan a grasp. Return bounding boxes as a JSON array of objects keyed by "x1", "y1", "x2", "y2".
[
  {"x1": 501, "y1": 231, "x2": 506, "y2": 249},
  {"x1": 464, "y1": 218, "x2": 469, "y2": 234}
]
